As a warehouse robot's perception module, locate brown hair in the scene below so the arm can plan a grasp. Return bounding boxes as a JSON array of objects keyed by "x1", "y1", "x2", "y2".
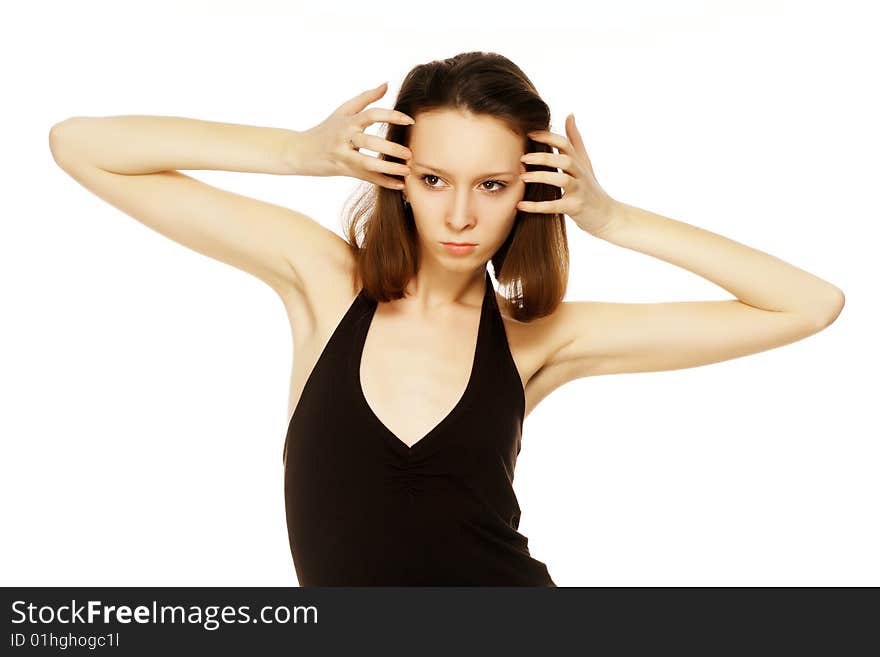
[{"x1": 342, "y1": 51, "x2": 568, "y2": 322}]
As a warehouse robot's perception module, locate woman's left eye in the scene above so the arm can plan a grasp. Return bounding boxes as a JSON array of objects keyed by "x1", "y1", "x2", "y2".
[{"x1": 419, "y1": 174, "x2": 507, "y2": 193}]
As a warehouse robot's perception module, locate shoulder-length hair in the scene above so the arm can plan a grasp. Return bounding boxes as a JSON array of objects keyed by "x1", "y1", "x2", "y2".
[{"x1": 342, "y1": 50, "x2": 568, "y2": 322}]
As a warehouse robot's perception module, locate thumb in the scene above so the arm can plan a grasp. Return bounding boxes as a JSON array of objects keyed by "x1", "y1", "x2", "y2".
[
  {"x1": 567, "y1": 112, "x2": 597, "y2": 175},
  {"x1": 566, "y1": 113, "x2": 588, "y2": 158},
  {"x1": 337, "y1": 81, "x2": 388, "y2": 116}
]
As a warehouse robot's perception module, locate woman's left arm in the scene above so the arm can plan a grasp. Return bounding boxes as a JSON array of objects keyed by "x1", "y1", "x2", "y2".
[
  {"x1": 520, "y1": 114, "x2": 844, "y2": 320},
  {"x1": 591, "y1": 200, "x2": 844, "y2": 320},
  {"x1": 517, "y1": 115, "x2": 844, "y2": 385}
]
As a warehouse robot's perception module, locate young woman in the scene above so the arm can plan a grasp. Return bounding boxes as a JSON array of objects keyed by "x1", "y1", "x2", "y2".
[{"x1": 49, "y1": 51, "x2": 844, "y2": 586}]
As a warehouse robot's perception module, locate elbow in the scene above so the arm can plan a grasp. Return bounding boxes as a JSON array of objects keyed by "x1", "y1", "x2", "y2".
[
  {"x1": 814, "y1": 287, "x2": 845, "y2": 329},
  {"x1": 832, "y1": 288, "x2": 845, "y2": 320},
  {"x1": 49, "y1": 118, "x2": 82, "y2": 168},
  {"x1": 49, "y1": 117, "x2": 75, "y2": 143},
  {"x1": 49, "y1": 120, "x2": 69, "y2": 164},
  {"x1": 828, "y1": 286, "x2": 845, "y2": 321}
]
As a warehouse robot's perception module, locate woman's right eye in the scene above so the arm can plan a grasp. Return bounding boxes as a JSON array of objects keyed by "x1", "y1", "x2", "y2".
[{"x1": 420, "y1": 174, "x2": 442, "y2": 189}]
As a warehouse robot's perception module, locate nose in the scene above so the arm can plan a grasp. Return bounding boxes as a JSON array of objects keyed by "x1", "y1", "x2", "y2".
[{"x1": 445, "y1": 188, "x2": 479, "y2": 230}]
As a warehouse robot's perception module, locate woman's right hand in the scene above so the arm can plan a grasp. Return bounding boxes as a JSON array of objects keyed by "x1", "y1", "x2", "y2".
[{"x1": 291, "y1": 82, "x2": 414, "y2": 190}]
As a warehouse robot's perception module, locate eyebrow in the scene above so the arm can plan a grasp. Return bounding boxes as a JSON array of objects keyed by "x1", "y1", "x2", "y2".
[{"x1": 412, "y1": 162, "x2": 516, "y2": 180}]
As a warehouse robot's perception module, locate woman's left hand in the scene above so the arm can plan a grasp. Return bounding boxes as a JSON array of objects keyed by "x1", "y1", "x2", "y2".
[{"x1": 516, "y1": 113, "x2": 620, "y2": 236}]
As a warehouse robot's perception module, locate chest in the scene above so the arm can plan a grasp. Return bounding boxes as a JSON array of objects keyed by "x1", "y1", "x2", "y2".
[
  {"x1": 285, "y1": 288, "x2": 550, "y2": 449},
  {"x1": 359, "y1": 307, "x2": 482, "y2": 448}
]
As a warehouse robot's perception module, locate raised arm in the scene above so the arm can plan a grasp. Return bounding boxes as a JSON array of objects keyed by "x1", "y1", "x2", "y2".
[
  {"x1": 516, "y1": 122, "x2": 844, "y2": 414},
  {"x1": 47, "y1": 115, "x2": 348, "y2": 298}
]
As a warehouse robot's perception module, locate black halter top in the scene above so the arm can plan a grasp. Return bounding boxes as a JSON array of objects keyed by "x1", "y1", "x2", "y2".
[{"x1": 282, "y1": 268, "x2": 555, "y2": 586}]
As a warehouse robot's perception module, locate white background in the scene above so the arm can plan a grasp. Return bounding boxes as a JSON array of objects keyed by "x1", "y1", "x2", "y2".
[{"x1": 2, "y1": 0, "x2": 876, "y2": 586}]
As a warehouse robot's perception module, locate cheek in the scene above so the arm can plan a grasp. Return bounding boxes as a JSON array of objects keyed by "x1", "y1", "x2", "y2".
[
  {"x1": 408, "y1": 186, "x2": 441, "y2": 206},
  {"x1": 490, "y1": 202, "x2": 520, "y2": 235}
]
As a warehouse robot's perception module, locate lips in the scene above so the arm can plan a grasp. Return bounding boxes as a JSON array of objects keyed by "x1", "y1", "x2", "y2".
[{"x1": 442, "y1": 242, "x2": 477, "y2": 246}]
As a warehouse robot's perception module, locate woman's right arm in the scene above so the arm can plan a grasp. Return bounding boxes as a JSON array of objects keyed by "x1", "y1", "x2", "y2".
[{"x1": 48, "y1": 115, "x2": 346, "y2": 298}]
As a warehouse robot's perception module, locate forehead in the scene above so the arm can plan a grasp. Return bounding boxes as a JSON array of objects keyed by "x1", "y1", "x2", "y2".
[{"x1": 408, "y1": 109, "x2": 524, "y2": 163}]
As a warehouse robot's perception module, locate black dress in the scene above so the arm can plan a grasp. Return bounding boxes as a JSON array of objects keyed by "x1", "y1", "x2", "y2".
[{"x1": 283, "y1": 267, "x2": 555, "y2": 586}]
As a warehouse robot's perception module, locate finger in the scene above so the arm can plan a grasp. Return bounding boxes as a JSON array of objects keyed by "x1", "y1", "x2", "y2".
[
  {"x1": 336, "y1": 81, "x2": 388, "y2": 116},
  {"x1": 357, "y1": 107, "x2": 415, "y2": 129},
  {"x1": 527, "y1": 126, "x2": 574, "y2": 155},
  {"x1": 369, "y1": 174, "x2": 406, "y2": 191},
  {"x1": 358, "y1": 153, "x2": 412, "y2": 178},
  {"x1": 521, "y1": 151, "x2": 571, "y2": 174},
  {"x1": 520, "y1": 170, "x2": 572, "y2": 188},
  {"x1": 352, "y1": 131, "x2": 412, "y2": 161},
  {"x1": 516, "y1": 198, "x2": 568, "y2": 214}
]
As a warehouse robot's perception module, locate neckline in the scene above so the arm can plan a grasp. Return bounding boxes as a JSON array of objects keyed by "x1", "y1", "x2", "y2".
[{"x1": 355, "y1": 270, "x2": 491, "y2": 456}]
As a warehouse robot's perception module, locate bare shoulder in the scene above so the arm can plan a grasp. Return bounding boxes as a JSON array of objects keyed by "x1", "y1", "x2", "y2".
[
  {"x1": 495, "y1": 293, "x2": 574, "y2": 392},
  {"x1": 279, "y1": 228, "x2": 359, "y2": 347},
  {"x1": 496, "y1": 295, "x2": 600, "y2": 418}
]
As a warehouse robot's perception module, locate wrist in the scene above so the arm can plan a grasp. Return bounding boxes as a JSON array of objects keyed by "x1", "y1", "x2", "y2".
[
  {"x1": 281, "y1": 130, "x2": 311, "y2": 176},
  {"x1": 588, "y1": 198, "x2": 628, "y2": 240}
]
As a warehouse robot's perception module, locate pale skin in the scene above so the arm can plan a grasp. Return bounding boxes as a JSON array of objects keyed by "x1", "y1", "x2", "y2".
[{"x1": 48, "y1": 82, "x2": 845, "y2": 452}]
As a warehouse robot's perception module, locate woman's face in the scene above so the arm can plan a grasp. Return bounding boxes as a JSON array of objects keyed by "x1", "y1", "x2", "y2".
[{"x1": 402, "y1": 109, "x2": 528, "y2": 267}]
